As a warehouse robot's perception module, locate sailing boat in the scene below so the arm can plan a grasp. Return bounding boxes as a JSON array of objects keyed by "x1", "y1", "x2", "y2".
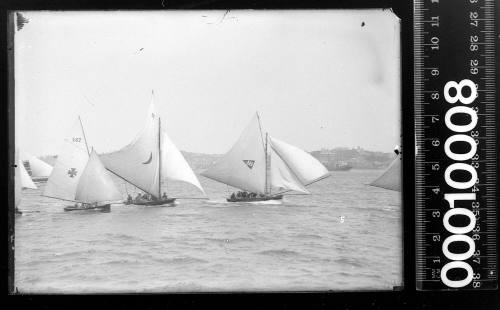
[
  {"x1": 43, "y1": 118, "x2": 122, "y2": 211},
  {"x1": 15, "y1": 149, "x2": 38, "y2": 215},
  {"x1": 100, "y1": 93, "x2": 205, "y2": 206},
  {"x1": 201, "y1": 112, "x2": 331, "y2": 202},
  {"x1": 20, "y1": 151, "x2": 53, "y2": 182},
  {"x1": 369, "y1": 146, "x2": 402, "y2": 192}
]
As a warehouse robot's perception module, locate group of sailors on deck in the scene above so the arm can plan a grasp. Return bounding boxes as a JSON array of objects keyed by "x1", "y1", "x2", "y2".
[
  {"x1": 126, "y1": 192, "x2": 169, "y2": 203},
  {"x1": 73, "y1": 202, "x2": 98, "y2": 209},
  {"x1": 230, "y1": 191, "x2": 265, "y2": 199}
]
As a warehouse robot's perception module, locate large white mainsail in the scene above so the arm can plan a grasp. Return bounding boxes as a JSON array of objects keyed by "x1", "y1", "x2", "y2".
[
  {"x1": 20, "y1": 151, "x2": 53, "y2": 179},
  {"x1": 369, "y1": 154, "x2": 402, "y2": 192},
  {"x1": 75, "y1": 150, "x2": 122, "y2": 203},
  {"x1": 201, "y1": 114, "x2": 267, "y2": 194},
  {"x1": 269, "y1": 136, "x2": 330, "y2": 185},
  {"x1": 100, "y1": 96, "x2": 204, "y2": 198},
  {"x1": 44, "y1": 120, "x2": 89, "y2": 201},
  {"x1": 100, "y1": 102, "x2": 161, "y2": 197},
  {"x1": 201, "y1": 112, "x2": 330, "y2": 195},
  {"x1": 161, "y1": 131, "x2": 205, "y2": 194}
]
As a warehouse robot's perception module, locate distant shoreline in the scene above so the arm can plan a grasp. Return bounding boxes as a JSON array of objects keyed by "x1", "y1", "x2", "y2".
[{"x1": 38, "y1": 146, "x2": 397, "y2": 170}]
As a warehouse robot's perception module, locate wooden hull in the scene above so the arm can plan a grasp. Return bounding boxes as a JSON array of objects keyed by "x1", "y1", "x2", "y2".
[
  {"x1": 125, "y1": 198, "x2": 176, "y2": 206},
  {"x1": 227, "y1": 195, "x2": 283, "y2": 202},
  {"x1": 64, "y1": 204, "x2": 111, "y2": 212}
]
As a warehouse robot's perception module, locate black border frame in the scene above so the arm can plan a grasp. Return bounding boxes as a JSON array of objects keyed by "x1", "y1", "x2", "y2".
[{"x1": 1, "y1": 1, "x2": 498, "y2": 309}]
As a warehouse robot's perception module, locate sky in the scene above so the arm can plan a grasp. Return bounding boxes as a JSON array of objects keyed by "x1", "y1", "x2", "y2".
[{"x1": 14, "y1": 10, "x2": 401, "y2": 157}]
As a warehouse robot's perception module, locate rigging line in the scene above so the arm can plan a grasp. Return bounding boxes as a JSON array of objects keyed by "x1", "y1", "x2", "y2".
[
  {"x1": 78, "y1": 115, "x2": 90, "y2": 156},
  {"x1": 105, "y1": 167, "x2": 157, "y2": 199},
  {"x1": 255, "y1": 111, "x2": 267, "y2": 152},
  {"x1": 42, "y1": 195, "x2": 78, "y2": 203}
]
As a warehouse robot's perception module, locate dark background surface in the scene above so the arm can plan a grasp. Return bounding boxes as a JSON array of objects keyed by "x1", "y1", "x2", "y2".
[{"x1": 1, "y1": 0, "x2": 498, "y2": 309}]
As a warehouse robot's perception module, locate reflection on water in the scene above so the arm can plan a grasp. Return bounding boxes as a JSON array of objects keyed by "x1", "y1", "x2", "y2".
[{"x1": 15, "y1": 169, "x2": 402, "y2": 293}]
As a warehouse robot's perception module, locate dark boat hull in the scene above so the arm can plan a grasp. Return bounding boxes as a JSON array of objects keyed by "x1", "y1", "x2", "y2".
[
  {"x1": 32, "y1": 177, "x2": 49, "y2": 183},
  {"x1": 125, "y1": 198, "x2": 176, "y2": 206},
  {"x1": 64, "y1": 204, "x2": 111, "y2": 212},
  {"x1": 227, "y1": 195, "x2": 283, "y2": 202}
]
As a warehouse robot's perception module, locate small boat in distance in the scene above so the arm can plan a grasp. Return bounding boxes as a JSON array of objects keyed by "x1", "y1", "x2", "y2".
[
  {"x1": 100, "y1": 92, "x2": 205, "y2": 206},
  {"x1": 43, "y1": 118, "x2": 122, "y2": 212},
  {"x1": 325, "y1": 161, "x2": 353, "y2": 171},
  {"x1": 201, "y1": 112, "x2": 330, "y2": 202},
  {"x1": 15, "y1": 149, "x2": 38, "y2": 215},
  {"x1": 369, "y1": 146, "x2": 402, "y2": 192},
  {"x1": 20, "y1": 151, "x2": 53, "y2": 182}
]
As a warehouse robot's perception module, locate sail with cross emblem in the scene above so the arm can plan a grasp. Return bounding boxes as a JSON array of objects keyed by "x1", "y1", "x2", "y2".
[{"x1": 44, "y1": 120, "x2": 90, "y2": 201}]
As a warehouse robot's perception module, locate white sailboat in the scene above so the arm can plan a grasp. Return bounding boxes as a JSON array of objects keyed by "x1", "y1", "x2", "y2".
[
  {"x1": 15, "y1": 149, "x2": 38, "y2": 214},
  {"x1": 20, "y1": 151, "x2": 53, "y2": 182},
  {"x1": 100, "y1": 94, "x2": 205, "y2": 206},
  {"x1": 201, "y1": 112, "x2": 330, "y2": 202},
  {"x1": 43, "y1": 118, "x2": 122, "y2": 211},
  {"x1": 369, "y1": 146, "x2": 402, "y2": 192}
]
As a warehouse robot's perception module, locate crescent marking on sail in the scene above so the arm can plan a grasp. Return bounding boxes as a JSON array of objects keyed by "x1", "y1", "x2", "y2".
[{"x1": 142, "y1": 152, "x2": 153, "y2": 164}]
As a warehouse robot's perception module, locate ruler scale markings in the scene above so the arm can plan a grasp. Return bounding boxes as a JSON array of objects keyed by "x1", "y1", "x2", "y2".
[{"x1": 414, "y1": 0, "x2": 497, "y2": 290}]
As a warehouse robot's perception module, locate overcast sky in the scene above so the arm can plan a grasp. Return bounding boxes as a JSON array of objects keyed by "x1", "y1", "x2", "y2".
[{"x1": 15, "y1": 10, "x2": 401, "y2": 157}]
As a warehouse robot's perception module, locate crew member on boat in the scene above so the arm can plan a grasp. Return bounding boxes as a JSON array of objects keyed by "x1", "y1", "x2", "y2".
[{"x1": 162, "y1": 192, "x2": 168, "y2": 200}]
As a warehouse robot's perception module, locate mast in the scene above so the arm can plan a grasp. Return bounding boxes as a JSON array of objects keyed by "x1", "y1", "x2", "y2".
[
  {"x1": 265, "y1": 132, "x2": 270, "y2": 195},
  {"x1": 255, "y1": 112, "x2": 266, "y2": 151},
  {"x1": 158, "y1": 116, "x2": 162, "y2": 199},
  {"x1": 256, "y1": 112, "x2": 269, "y2": 195},
  {"x1": 78, "y1": 115, "x2": 90, "y2": 156}
]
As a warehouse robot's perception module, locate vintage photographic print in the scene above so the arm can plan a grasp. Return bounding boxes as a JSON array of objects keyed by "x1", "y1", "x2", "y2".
[{"x1": 12, "y1": 9, "x2": 402, "y2": 292}]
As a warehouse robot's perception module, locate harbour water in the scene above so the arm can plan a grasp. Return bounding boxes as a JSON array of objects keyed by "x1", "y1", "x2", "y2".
[{"x1": 14, "y1": 169, "x2": 402, "y2": 293}]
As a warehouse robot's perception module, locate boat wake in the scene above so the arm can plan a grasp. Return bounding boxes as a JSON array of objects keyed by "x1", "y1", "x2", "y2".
[
  {"x1": 246, "y1": 200, "x2": 283, "y2": 205},
  {"x1": 205, "y1": 199, "x2": 283, "y2": 206}
]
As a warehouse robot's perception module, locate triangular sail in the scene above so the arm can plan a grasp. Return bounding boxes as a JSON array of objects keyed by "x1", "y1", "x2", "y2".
[
  {"x1": 269, "y1": 147, "x2": 310, "y2": 194},
  {"x1": 19, "y1": 158, "x2": 37, "y2": 189},
  {"x1": 269, "y1": 136, "x2": 330, "y2": 185},
  {"x1": 161, "y1": 131, "x2": 205, "y2": 194},
  {"x1": 15, "y1": 149, "x2": 37, "y2": 207},
  {"x1": 369, "y1": 154, "x2": 402, "y2": 191},
  {"x1": 44, "y1": 120, "x2": 89, "y2": 201},
  {"x1": 201, "y1": 114, "x2": 267, "y2": 194},
  {"x1": 75, "y1": 150, "x2": 123, "y2": 203},
  {"x1": 20, "y1": 151, "x2": 53, "y2": 178},
  {"x1": 100, "y1": 102, "x2": 160, "y2": 197}
]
